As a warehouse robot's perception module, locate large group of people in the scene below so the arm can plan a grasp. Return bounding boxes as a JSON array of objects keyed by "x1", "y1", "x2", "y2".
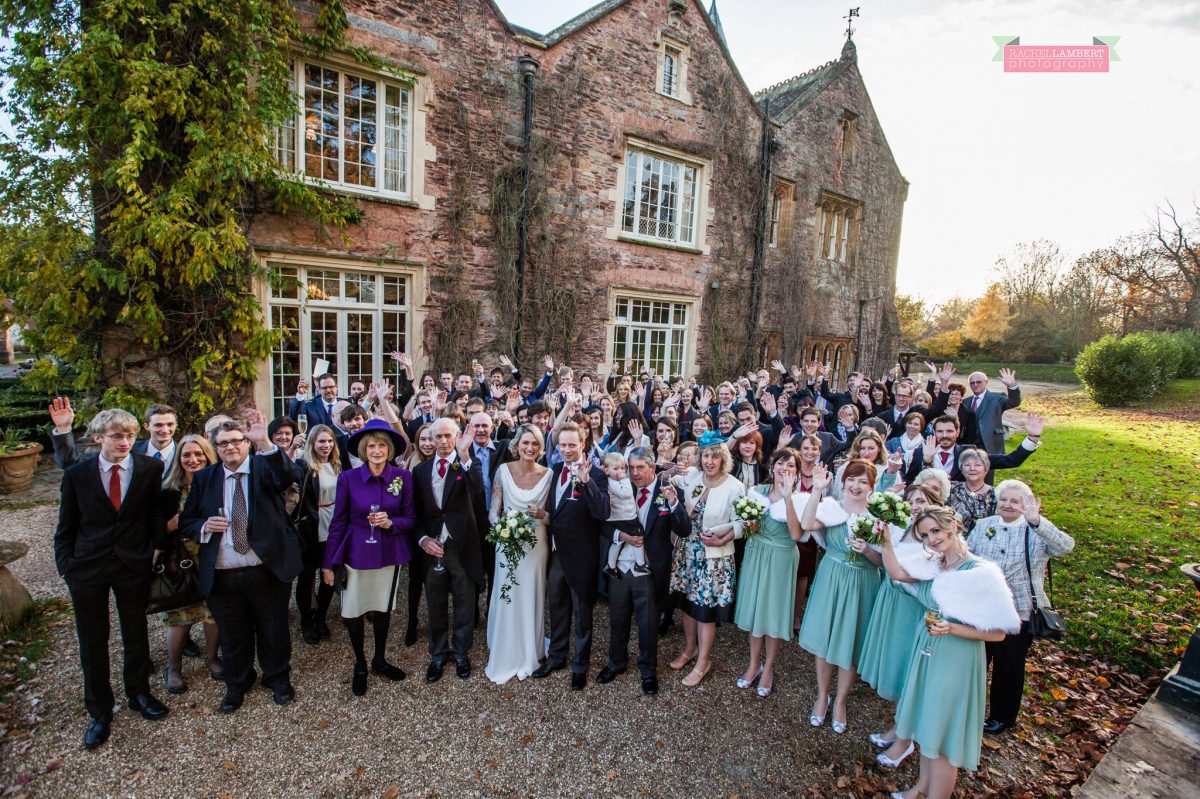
[{"x1": 51, "y1": 354, "x2": 1074, "y2": 799}]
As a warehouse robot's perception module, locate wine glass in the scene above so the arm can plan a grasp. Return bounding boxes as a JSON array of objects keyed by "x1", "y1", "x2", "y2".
[
  {"x1": 366, "y1": 503, "x2": 380, "y2": 544},
  {"x1": 920, "y1": 609, "x2": 942, "y2": 657},
  {"x1": 297, "y1": 414, "x2": 308, "y2": 435},
  {"x1": 433, "y1": 545, "x2": 446, "y2": 573}
]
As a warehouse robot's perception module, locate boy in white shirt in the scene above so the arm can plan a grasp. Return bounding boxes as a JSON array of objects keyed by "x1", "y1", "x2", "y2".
[{"x1": 601, "y1": 452, "x2": 648, "y2": 577}]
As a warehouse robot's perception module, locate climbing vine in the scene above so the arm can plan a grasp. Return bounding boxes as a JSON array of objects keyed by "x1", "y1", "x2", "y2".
[{"x1": 0, "y1": 0, "x2": 365, "y2": 419}]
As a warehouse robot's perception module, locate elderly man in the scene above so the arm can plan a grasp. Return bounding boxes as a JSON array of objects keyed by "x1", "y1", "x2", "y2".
[{"x1": 933, "y1": 363, "x2": 1021, "y2": 454}]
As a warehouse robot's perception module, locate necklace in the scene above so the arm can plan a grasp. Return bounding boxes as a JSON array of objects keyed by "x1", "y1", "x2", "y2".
[{"x1": 701, "y1": 475, "x2": 721, "y2": 489}]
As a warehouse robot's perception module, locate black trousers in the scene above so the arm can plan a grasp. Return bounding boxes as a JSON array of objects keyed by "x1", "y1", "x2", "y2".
[
  {"x1": 66, "y1": 565, "x2": 152, "y2": 719},
  {"x1": 423, "y1": 537, "x2": 475, "y2": 663},
  {"x1": 206, "y1": 565, "x2": 292, "y2": 694},
  {"x1": 985, "y1": 620, "x2": 1033, "y2": 725},
  {"x1": 546, "y1": 551, "x2": 593, "y2": 675},
  {"x1": 606, "y1": 570, "x2": 658, "y2": 678}
]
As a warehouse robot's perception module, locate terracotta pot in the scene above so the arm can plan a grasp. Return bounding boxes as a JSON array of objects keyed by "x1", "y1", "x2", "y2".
[{"x1": 0, "y1": 444, "x2": 43, "y2": 494}]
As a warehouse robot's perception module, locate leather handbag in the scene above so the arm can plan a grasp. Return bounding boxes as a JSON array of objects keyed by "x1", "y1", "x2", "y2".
[
  {"x1": 146, "y1": 536, "x2": 203, "y2": 614},
  {"x1": 1024, "y1": 527, "x2": 1066, "y2": 640}
]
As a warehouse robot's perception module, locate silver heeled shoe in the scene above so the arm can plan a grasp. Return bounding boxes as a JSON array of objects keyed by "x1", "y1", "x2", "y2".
[
  {"x1": 869, "y1": 731, "x2": 896, "y2": 748},
  {"x1": 876, "y1": 741, "x2": 915, "y2": 769},
  {"x1": 831, "y1": 705, "x2": 848, "y2": 734},
  {"x1": 809, "y1": 697, "x2": 831, "y2": 727},
  {"x1": 756, "y1": 677, "x2": 773, "y2": 698},
  {"x1": 736, "y1": 666, "x2": 763, "y2": 690}
]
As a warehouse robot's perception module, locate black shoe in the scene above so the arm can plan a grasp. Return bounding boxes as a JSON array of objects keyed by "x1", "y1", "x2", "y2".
[
  {"x1": 532, "y1": 661, "x2": 565, "y2": 679},
  {"x1": 570, "y1": 671, "x2": 587, "y2": 691},
  {"x1": 404, "y1": 622, "x2": 419, "y2": 647},
  {"x1": 642, "y1": 676, "x2": 659, "y2": 696},
  {"x1": 272, "y1": 683, "x2": 295, "y2": 706},
  {"x1": 455, "y1": 657, "x2": 471, "y2": 679},
  {"x1": 315, "y1": 617, "x2": 331, "y2": 639},
  {"x1": 426, "y1": 660, "x2": 445, "y2": 683},
  {"x1": 127, "y1": 693, "x2": 169, "y2": 720},
  {"x1": 632, "y1": 563, "x2": 652, "y2": 575},
  {"x1": 301, "y1": 618, "x2": 320, "y2": 645},
  {"x1": 373, "y1": 662, "x2": 406, "y2": 681},
  {"x1": 163, "y1": 665, "x2": 188, "y2": 695},
  {"x1": 182, "y1": 638, "x2": 201, "y2": 658},
  {"x1": 218, "y1": 691, "x2": 244, "y2": 714},
  {"x1": 983, "y1": 719, "x2": 1012, "y2": 735},
  {"x1": 596, "y1": 666, "x2": 624, "y2": 685},
  {"x1": 352, "y1": 666, "x2": 369, "y2": 696},
  {"x1": 83, "y1": 716, "x2": 111, "y2": 749}
]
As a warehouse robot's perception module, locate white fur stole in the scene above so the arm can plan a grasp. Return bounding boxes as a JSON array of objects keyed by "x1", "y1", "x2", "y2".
[{"x1": 929, "y1": 559, "x2": 1021, "y2": 634}]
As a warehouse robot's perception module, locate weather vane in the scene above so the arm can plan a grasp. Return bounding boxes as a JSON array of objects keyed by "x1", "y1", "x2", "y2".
[{"x1": 844, "y1": 7, "x2": 860, "y2": 39}]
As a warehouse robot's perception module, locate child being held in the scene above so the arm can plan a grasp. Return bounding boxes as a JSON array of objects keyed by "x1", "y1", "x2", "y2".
[{"x1": 602, "y1": 452, "x2": 649, "y2": 576}]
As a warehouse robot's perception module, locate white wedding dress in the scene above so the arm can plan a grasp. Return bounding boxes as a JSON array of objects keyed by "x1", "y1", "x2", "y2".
[{"x1": 484, "y1": 464, "x2": 552, "y2": 684}]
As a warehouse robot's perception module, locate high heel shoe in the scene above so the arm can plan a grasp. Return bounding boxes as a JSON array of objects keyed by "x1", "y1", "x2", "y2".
[
  {"x1": 831, "y1": 705, "x2": 848, "y2": 734},
  {"x1": 681, "y1": 664, "x2": 710, "y2": 687},
  {"x1": 876, "y1": 741, "x2": 915, "y2": 769},
  {"x1": 736, "y1": 666, "x2": 763, "y2": 689},
  {"x1": 755, "y1": 679, "x2": 773, "y2": 698},
  {"x1": 809, "y1": 697, "x2": 831, "y2": 727},
  {"x1": 869, "y1": 732, "x2": 896, "y2": 748}
]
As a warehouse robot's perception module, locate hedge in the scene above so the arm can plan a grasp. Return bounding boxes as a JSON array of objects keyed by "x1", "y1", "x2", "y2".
[{"x1": 1077, "y1": 330, "x2": 1200, "y2": 406}]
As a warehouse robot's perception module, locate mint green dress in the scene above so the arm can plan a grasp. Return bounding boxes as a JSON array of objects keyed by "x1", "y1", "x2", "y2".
[
  {"x1": 734, "y1": 488, "x2": 800, "y2": 640},
  {"x1": 858, "y1": 575, "x2": 924, "y2": 701},
  {"x1": 796, "y1": 514, "x2": 882, "y2": 669},
  {"x1": 894, "y1": 557, "x2": 988, "y2": 771}
]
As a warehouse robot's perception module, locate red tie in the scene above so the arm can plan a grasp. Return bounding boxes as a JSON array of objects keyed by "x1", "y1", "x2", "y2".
[
  {"x1": 560, "y1": 466, "x2": 570, "y2": 487},
  {"x1": 108, "y1": 464, "x2": 122, "y2": 511},
  {"x1": 437, "y1": 458, "x2": 447, "y2": 478},
  {"x1": 637, "y1": 487, "x2": 649, "y2": 508}
]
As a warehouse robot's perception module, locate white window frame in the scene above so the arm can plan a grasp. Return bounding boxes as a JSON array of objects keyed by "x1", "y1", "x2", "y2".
[
  {"x1": 608, "y1": 292, "x2": 697, "y2": 379},
  {"x1": 264, "y1": 262, "x2": 415, "y2": 418},
  {"x1": 620, "y1": 147, "x2": 702, "y2": 248},
  {"x1": 655, "y1": 34, "x2": 692, "y2": 104},
  {"x1": 274, "y1": 58, "x2": 416, "y2": 201}
]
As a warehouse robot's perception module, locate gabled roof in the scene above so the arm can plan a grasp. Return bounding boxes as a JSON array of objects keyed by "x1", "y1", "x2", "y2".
[{"x1": 755, "y1": 38, "x2": 856, "y2": 123}]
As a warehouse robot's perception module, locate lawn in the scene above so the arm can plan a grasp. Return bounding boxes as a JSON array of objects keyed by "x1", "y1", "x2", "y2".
[
  {"x1": 953, "y1": 360, "x2": 1080, "y2": 384},
  {"x1": 1010, "y1": 379, "x2": 1200, "y2": 676}
]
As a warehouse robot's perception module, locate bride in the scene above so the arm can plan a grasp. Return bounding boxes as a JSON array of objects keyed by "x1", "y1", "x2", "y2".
[{"x1": 485, "y1": 423, "x2": 553, "y2": 683}]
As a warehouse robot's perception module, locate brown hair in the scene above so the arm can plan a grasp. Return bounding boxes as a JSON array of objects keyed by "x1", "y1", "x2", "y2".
[{"x1": 841, "y1": 458, "x2": 878, "y2": 486}]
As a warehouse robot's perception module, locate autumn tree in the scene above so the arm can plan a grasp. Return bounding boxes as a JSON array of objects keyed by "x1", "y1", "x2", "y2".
[{"x1": 963, "y1": 283, "x2": 1009, "y2": 346}]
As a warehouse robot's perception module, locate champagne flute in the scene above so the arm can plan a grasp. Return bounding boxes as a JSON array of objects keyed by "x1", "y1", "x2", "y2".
[
  {"x1": 297, "y1": 414, "x2": 308, "y2": 435},
  {"x1": 366, "y1": 503, "x2": 380, "y2": 544},
  {"x1": 920, "y1": 609, "x2": 941, "y2": 657}
]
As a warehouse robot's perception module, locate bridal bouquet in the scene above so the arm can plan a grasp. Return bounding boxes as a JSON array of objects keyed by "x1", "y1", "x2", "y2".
[
  {"x1": 867, "y1": 491, "x2": 912, "y2": 528},
  {"x1": 847, "y1": 515, "x2": 879, "y2": 564},
  {"x1": 486, "y1": 510, "x2": 538, "y2": 603},
  {"x1": 732, "y1": 493, "x2": 768, "y2": 537}
]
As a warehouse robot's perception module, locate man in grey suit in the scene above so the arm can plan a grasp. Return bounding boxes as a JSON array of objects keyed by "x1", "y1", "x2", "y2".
[{"x1": 954, "y1": 367, "x2": 1021, "y2": 454}]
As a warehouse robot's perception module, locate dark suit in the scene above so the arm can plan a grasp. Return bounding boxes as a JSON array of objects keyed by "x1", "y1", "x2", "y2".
[
  {"x1": 929, "y1": 393, "x2": 981, "y2": 447},
  {"x1": 605, "y1": 483, "x2": 690, "y2": 679},
  {"x1": 54, "y1": 453, "x2": 166, "y2": 719},
  {"x1": 902, "y1": 440, "x2": 1037, "y2": 485},
  {"x1": 288, "y1": 395, "x2": 348, "y2": 429},
  {"x1": 957, "y1": 387, "x2": 1021, "y2": 454},
  {"x1": 405, "y1": 414, "x2": 438, "y2": 443},
  {"x1": 872, "y1": 403, "x2": 935, "y2": 440},
  {"x1": 784, "y1": 431, "x2": 847, "y2": 467},
  {"x1": 179, "y1": 448, "x2": 303, "y2": 694},
  {"x1": 544, "y1": 462, "x2": 610, "y2": 675},
  {"x1": 411, "y1": 454, "x2": 488, "y2": 664},
  {"x1": 472, "y1": 439, "x2": 509, "y2": 607}
]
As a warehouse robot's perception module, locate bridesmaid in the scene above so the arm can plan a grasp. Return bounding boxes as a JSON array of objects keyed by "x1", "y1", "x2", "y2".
[
  {"x1": 859, "y1": 483, "x2": 942, "y2": 768},
  {"x1": 797, "y1": 459, "x2": 883, "y2": 734},
  {"x1": 733, "y1": 449, "x2": 806, "y2": 697},
  {"x1": 880, "y1": 506, "x2": 1020, "y2": 799}
]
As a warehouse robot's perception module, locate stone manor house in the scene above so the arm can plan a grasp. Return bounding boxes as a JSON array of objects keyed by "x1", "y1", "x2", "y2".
[{"x1": 252, "y1": 0, "x2": 908, "y2": 416}]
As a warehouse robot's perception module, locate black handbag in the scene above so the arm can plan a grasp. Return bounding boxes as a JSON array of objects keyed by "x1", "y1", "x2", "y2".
[
  {"x1": 1024, "y1": 527, "x2": 1066, "y2": 640},
  {"x1": 147, "y1": 536, "x2": 203, "y2": 614}
]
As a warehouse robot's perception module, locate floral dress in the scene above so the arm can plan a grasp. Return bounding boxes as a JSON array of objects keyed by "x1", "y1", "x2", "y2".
[{"x1": 669, "y1": 498, "x2": 737, "y2": 623}]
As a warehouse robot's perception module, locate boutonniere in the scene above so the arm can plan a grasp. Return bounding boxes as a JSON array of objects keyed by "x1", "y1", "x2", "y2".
[
  {"x1": 986, "y1": 526, "x2": 997, "y2": 539},
  {"x1": 654, "y1": 494, "x2": 668, "y2": 509},
  {"x1": 691, "y1": 485, "x2": 704, "y2": 499},
  {"x1": 387, "y1": 477, "x2": 404, "y2": 496},
  {"x1": 451, "y1": 461, "x2": 462, "y2": 472}
]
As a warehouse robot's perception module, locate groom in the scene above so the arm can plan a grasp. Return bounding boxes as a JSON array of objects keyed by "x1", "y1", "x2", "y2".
[{"x1": 533, "y1": 421, "x2": 609, "y2": 690}]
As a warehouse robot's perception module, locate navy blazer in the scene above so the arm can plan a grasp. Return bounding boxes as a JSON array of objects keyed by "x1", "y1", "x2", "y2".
[
  {"x1": 545, "y1": 463, "x2": 610, "y2": 604},
  {"x1": 179, "y1": 448, "x2": 304, "y2": 595},
  {"x1": 54, "y1": 453, "x2": 167, "y2": 585},
  {"x1": 288, "y1": 395, "x2": 349, "y2": 429}
]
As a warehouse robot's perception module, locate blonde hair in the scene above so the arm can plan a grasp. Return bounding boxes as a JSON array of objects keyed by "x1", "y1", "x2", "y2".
[
  {"x1": 602, "y1": 451, "x2": 626, "y2": 470},
  {"x1": 406, "y1": 423, "x2": 434, "y2": 469},
  {"x1": 507, "y1": 423, "x2": 545, "y2": 459},
  {"x1": 700, "y1": 441, "x2": 733, "y2": 474},
  {"x1": 848, "y1": 429, "x2": 887, "y2": 465},
  {"x1": 88, "y1": 408, "x2": 138, "y2": 438},
  {"x1": 300, "y1": 424, "x2": 342, "y2": 477},
  {"x1": 356, "y1": 430, "x2": 396, "y2": 462},
  {"x1": 163, "y1": 435, "x2": 217, "y2": 491}
]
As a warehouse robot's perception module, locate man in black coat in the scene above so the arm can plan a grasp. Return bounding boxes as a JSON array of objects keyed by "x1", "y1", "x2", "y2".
[
  {"x1": 903, "y1": 413, "x2": 1045, "y2": 485},
  {"x1": 532, "y1": 421, "x2": 610, "y2": 690},
  {"x1": 781, "y1": 407, "x2": 848, "y2": 466},
  {"x1": 467, "y1": 410, "x2": 510, "y2": 616},
  {"x1": 179, "y1": 411, "x2": 303, "y2": 714},
  {"x1": 54, "y1": 408, "x2": 170, "y2": 749},
  {"x1": 595, "y1": 447, "x2": 689, "y2": 696},
  {"x1": 872, "y1": 380, "x2": 935, "y2": 440},
  {"x1": 412, "y1": 418, "x2": 489, "y2": 682}
]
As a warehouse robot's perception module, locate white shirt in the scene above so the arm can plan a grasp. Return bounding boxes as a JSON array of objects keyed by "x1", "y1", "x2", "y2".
[
  {"x1": 607, "y1": 477, "x2": 636, "y2": 522},
  {"x1": 613, "y1": 482, "x2": 655, "y2": 572},
  {"x1": 419, "y1": 452, "x2": 471, "y2": 546},
  {"x1": 556, "y1": 458, "x2": 585, "y2": 506},
  {"x1": 200, "y1": 445, "x2": 277, "y2": 568},
  {"x1": 98, "y1": 453, "x2": 133, "y2": 504},
  {"x1": 146, "y1": 439, "x2": 176, "y2": 469},
  {"x1": 933, "y1": 446, "x2": 956, "y2": 473}
]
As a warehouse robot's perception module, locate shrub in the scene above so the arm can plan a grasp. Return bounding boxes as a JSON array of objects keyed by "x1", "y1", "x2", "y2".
[
  {"x1": 1128, "y1": 331, "x2": 1186, "y2": 385},
  {"x1": 1076, "y1": 335, "x2": 1162, "y2": 406},
  {"x1": 1170, "y1": 330, "x2": 1200, "y2": 378},
  {"x1": 918, "y1": 330, "x2": 963, "y2": 359}
]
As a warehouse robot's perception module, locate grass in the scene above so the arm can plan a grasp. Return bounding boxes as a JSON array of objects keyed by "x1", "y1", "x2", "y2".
[
  {"x1": 1009, "y1": 380, "x2": 1200, "y2": 676},
  {"x1": 953, "y1": 360, "x2": 1080, "y2": 384}
]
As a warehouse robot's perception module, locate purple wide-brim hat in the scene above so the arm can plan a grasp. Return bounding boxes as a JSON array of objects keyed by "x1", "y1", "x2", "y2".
[{"x1": 345, "y1": 418, "x2": 408, "y2": 459}]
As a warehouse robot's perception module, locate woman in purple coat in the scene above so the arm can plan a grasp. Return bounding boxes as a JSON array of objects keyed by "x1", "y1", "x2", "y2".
[{"x1": 323, "y1": 419, "x2": 416, "y2": 695}]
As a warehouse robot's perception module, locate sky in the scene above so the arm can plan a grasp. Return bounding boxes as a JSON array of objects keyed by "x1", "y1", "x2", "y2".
[{"x1": 495, "y1": 0, "x2": 1200, "y2": 304}]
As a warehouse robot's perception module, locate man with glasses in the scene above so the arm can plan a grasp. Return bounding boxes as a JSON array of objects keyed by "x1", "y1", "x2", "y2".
[
  {"x1": 54, "y1": 408, "x2": 170, "y2": 749},
  {"x1": 180, "y1": 410, "x2": 303, "y2": 714},
  {"x1": 288, "y1": 372, "x2": 347, "y2": 429},
  {"x1": 872, "y1": 379, "x2": 935, "y2": 440},
  {"x1": 932, "y1": 363, "x2": 1021, "y2": 455}
]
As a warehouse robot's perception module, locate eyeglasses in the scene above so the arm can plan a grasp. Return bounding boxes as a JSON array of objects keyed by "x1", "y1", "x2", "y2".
[
  {"x1": 215, "y1": 438, "x2": 248, "y2": 449},
  {"x1": 102, "y1": 433, "x2": 137, "y2": 442}
]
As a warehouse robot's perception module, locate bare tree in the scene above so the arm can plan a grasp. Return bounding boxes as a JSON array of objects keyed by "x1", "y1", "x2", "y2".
[{"x1": 993, "y1": 239, "x2": 1065, "y2": 309}]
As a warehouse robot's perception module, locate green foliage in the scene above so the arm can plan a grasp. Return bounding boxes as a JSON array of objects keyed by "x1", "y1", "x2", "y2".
[
  {"x1": 917, "y1": 330, "x2": 963, "y2": 359},
  {"x1": 1171, "y1": 329, "x2": 1200, "y2": 378},
  {"x1": 0, "y1": 426, "x2": 37, "y2": 453},
  {"x1": 1074, "y1": 330, "x2": 1199, "y2": 406},
  {"x1": 949, "y1": 361, "x2": 1079, "y2": 385},
  {"x1": 0, "y1": 0, "x2": 363, "y2": 419}
]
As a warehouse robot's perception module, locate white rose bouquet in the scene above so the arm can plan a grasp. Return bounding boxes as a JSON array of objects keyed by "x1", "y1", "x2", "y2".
[
  {"x1": 732, "y1": 493, "x2": 768, "y2": 537},
  {"x1": 486, "y1": 510, "x2": 538, "y2": 603}
]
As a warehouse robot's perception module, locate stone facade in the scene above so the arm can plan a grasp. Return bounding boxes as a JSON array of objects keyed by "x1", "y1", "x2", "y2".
[{"x1": 249, "y1": 0, "x2": 906, "y2": 413}]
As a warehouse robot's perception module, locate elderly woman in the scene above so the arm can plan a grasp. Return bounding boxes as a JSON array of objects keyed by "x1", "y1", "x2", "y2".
[
  {"x1": 879, "y1": 506, "x2": 1020, "y2": 799},
  {"x1": 294, "y1": 425, "x2": 341, "y2": 645},
  {"x1": 668, "y1": 433, "x2": 746, "y2": 687},
  {"x1": 322, "y1": 419, "x2": 417, "y2": 696},
  {"x1": 159, "y1": 435, "x2": 222, "y2": 693},
  {"x1": 798, "y1": 460, "x2": 884, "y2": 734},
  {"x1": 911, "y1": 468, "x2": 951, "y2": 503},
  {"x1": 967, "y1": 479, "x2": 1074, "y2": 735},
  {"x1": 734, "y1": 449, "x2": 806, "y2": 698},
  {"x1": 947, "y1": 448, "x2": 995, "y2": 531},
  {"x1": 859, "y1": 483, "x2": 942, "y2": 769}
]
